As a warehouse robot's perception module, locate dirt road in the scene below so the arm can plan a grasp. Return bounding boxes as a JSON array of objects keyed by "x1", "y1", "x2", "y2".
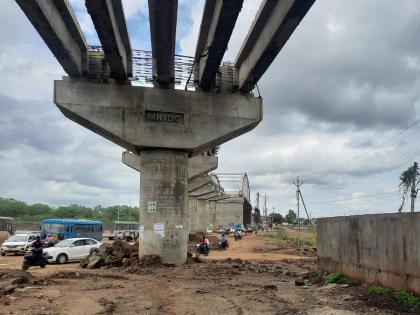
[{"x1": 0, "y1": 232, "x2": 415, "y2": 314}]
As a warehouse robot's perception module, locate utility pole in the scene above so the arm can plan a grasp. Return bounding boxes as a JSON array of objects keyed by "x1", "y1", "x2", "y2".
[
  {"x1": 255, "y1": 192, "x2": 260, "y2": 209},
  {"x1": 293, "y1": 177, "x2": 302, "y2": 245},
  {"x1": 410, "y1": 162, "x2": 418, "y2": 212},
  {"x1": 263, "y1": 194, "x2": 268, "y2": 225},
  {"x1": 298, "y1": 189, "x2": 316, "y2": 240},
  {"x1": 271, "y1": 207, "x2": 275, "y2": 229}
]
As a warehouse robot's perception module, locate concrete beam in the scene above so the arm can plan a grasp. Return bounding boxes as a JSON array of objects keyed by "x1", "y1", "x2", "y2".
[
  {"x1": 122, "y1": 151, "x2": 218, "y2": 180},
  {"x1": 16, "y1": 0, "x2": 88, "y2": 76},
  {"x1": 198, "y1": 191, "x2": 221, "y2": 200},
  {"x1": 188, "y1": 154, "x2": 218, "y2": 179},
  {"x1": 122, "y1": 151, "x2": 141, "y2": 172},
  {"x1": 194, "y1": 0, "x2": 243, "y2": 90},
  {"x1": 189, "y1": 184, "x2": 220, "y2": 198},
  {"x1": 148, "y1": 0, "x2": 177, "y2": 88},
  {"x1": 235, "y1": 0, "x2": 315, "y2": 92},
  {"x1": 208, "y1": 194, "x2": 232, "y2": 202},
  {"x1": 86, "y1": 0, "x2": 132, "y2": 80},
  {"x1": 55, "y1": 79, "x2": 262, "y2": 154},
  {"x1": 188, "y1": 176, "x2": 212, "y2": 193}
]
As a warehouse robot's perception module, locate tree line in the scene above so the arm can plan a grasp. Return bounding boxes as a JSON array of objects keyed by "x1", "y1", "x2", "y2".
[
  {"x1": 0, "y1": 197, "x2": 139, "y2": 224},
  {"x1": 268, "y1": 209, "x2": 312, "y2": 225}
]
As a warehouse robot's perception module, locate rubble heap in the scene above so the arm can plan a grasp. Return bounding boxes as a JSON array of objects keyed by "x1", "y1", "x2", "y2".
[
  {"x1": 80, "y1": 240, "x2": 139, "y2": 269},
  {"x1": 80, "y1": 240, "x2": 163, "y2": 273},
  {"x1": 0, "y1": 270, "x2": 46, "y2": 296}
]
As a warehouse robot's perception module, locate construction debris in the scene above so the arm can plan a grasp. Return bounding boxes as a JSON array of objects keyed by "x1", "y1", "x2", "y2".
[
  {"x1": 80, "y1": 240, "x2": 164, "y2": 273},
  {"x1": 0, "y1": 270, "x2": 46, "y2": 296},
  {"x1": 80, "y1": 240, "x2": 139, "y2": 269}
]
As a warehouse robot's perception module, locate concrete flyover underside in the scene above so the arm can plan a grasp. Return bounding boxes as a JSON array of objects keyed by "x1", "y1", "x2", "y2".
[
  {"x1": 14, "y1": 0, "x2": 317, "y2": 267},
  {"x1": 54, "y1": 77, "x2": 262, "y2": 264}
]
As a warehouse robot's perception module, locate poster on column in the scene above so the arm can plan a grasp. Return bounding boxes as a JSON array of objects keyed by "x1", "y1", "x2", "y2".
[
  {"x1": 139, "y1": 225, "x2": 144, "y2": 240},
  {"x1": 154, "y1": 223, "x2": 165, "y2": 237}
]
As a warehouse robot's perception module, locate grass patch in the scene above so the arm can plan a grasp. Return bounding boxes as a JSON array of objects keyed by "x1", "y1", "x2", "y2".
[
  {"x1": 393, "y1": 289, "x2": 420, "y2": 309},
  {"x1": 368, "y1": 285, "x2": 390, "y2": 295},
  {"x1": 366, "y1": 286, "x2": 420, "y2": 310},
  {"x1": 324, "y1": 272, "x2": 354, "y2": 285},
  {"x1": 261, "y1": 227, "x2": 316, "y2": 247},
  {"x1": 304, "y1": 237, "x2": 316, "y2": 246}
]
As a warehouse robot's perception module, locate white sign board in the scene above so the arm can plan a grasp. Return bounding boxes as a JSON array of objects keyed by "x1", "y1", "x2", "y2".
[
  {"x1": 154, "y1": 223, "x2": 165, "y2": 237},
  {"x1": 148, "y1": 201, "x2": 156, "y2": 212}
]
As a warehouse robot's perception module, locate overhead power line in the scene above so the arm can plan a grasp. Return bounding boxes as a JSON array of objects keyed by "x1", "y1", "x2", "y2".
[
  {"x1": 302, "y1": 120, "x2": 420, "y2": 181},
  {"x1": 310, "y1": 191, "x2": 399, "y2": 205}
]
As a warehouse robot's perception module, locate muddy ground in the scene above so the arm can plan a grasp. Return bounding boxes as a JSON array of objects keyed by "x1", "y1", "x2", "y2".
[{"x1": 0, "y1": 231, "x2": 417, "y2": 315}]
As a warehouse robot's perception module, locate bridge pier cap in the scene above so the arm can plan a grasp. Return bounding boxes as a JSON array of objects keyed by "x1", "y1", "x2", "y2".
[
  {"x1": 54, "y1": 79, "x2": 262, "y2": 154},
  {"x1": 54, "y1": 78, "x2": 262, "y2": 264}
]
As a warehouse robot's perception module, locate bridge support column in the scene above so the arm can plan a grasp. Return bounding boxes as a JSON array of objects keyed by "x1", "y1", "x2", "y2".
[
  {"x1": 139, "y1": 150, "x2": 188, "y2": 264},
  {"x1": 54, "y1": 78, "x2": 262, "y2": 264}
]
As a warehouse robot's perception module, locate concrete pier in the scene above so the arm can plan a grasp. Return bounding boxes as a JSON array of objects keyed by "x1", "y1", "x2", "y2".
[{"x1": 138, "y1": 150, "x2": 188, "y2": 265}]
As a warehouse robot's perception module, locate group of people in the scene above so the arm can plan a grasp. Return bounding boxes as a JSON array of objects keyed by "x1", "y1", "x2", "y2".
[{"x1": 196, "y1": 233, "x2": 231, "y2": 255}]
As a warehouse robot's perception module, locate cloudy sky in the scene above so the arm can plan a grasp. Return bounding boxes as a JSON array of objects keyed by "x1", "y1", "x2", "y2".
[{"x1": 1, "y1": 0, "x2": 420, "y2": 218}]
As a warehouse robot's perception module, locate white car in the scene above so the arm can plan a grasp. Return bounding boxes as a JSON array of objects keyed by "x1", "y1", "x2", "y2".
[
  {"x1": 0, "y1": 233, "x2": 39, "y2": 256},
  {"x1": 43, "y1": 238, "x2": 101, "y2": 264}
]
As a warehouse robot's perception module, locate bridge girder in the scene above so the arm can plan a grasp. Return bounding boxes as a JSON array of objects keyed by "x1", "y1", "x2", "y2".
[
  {"x1": 148, "y1": 0, "x2": 178, "y2": 88},
  {"x1": 86, "y1": 0, "x2": 132, "y2": 81},
  {"x1": 16, "y1": 0, "x2": 88, "y2": 76},
  {"x1": 235, "y1": 0, "x2": 316, "y2": 92},
  {"x1": 194, "y1": 0, "x2": 243, "y2": 90}
]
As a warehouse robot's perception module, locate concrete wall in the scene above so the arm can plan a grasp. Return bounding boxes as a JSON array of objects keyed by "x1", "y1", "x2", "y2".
[
  {"x1": 188, "y1": 196, "x2": 252, "y2": 233},
  {"x1": 317, "y1": 213, "x2": 420, "y2": 295},
  {"x1": 210, "y1": 196, "x2": 249, "y2": 228},
  {"x1": 15, "y1": 221, "x2": 41, "y2": 232}
]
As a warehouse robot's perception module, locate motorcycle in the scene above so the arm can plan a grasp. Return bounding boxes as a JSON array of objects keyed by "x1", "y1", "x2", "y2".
[
  {"x1": 22, "y1": 248, "x2": 48, "y2": 270},
  {"x1": 196, "y1": 243, "x2": 209, "y2": 256},
  {"x1": 234, "y1": 232, "x2": 242, "y2": 241},
  {"x1": 219, "y1": 239, "x2": 229, "y2": 250}
]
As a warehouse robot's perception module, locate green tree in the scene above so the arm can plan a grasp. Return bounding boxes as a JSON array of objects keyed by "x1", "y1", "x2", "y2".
[
  {"x1": 269, "y1": 213, "x2": 283, "y2": 224},
  {"x1": 285, "y1": 209, "x2": 297, "y2": 225}
]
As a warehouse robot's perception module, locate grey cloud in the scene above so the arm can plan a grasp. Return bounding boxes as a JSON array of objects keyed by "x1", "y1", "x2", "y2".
[
  {"x1": 255, "y1": 0, "x2": 420, "y2": 133},
  {"x1": 0, "y1": 95, "x2": 74, "y2": 153}
]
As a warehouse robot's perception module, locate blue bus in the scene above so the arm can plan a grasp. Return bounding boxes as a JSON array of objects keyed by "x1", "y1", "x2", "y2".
[{"x1": 40, "y1": 219, "x2": 103, "y2": 241}]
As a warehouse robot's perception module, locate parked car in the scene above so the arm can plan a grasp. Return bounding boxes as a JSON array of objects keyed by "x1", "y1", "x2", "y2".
[
  {"x1": 43, "y1": 238, "x2": 101, "y2": 264},
  {"x1": 0, "y1": 233, "x2": 39, "y2": 256},
  {"x1": 206, "y1": 227, "x2": 213, "y2": 233},
  {"x1": 215, "y1": 226, "x2": 224, "y2": 233}
]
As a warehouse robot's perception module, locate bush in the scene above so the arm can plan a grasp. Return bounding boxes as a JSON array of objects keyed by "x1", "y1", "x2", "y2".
[
  {"x1": 368, "y1": 285, "x2": 390, "y2": 295},
  {"x1": 393, "y1": 289, "x2": 420, "y2": 309},
  {"x1": 304, "y1": 238, "x2": 316, "y2": 246},
  {"x1": 324, "y1": 272, "x2": 354, "y2": 285}
]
